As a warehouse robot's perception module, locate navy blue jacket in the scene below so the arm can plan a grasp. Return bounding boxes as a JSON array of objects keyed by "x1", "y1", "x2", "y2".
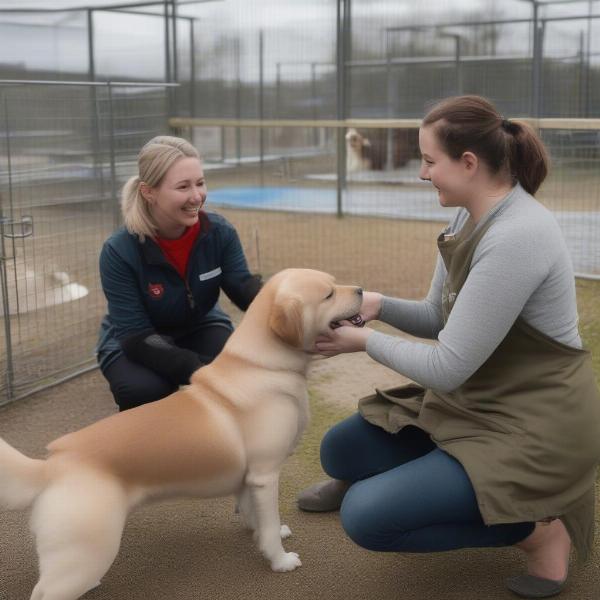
[{"x1": 97, "y1": 212, "x2": 257, "y2": 371}]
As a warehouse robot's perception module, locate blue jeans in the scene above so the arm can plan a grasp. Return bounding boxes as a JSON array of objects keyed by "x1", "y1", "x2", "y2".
[{"x1": 320, "y1": 413, "x2": 535, "y2": 553}]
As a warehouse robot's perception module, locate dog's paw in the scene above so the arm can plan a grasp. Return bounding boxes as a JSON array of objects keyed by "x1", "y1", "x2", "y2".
[
  {"x1": 271, "y1": 551, "x2": 302, "y2": 572},
  {"x1": 280, "y1": 524, "x2": 292, "y2": 539}
]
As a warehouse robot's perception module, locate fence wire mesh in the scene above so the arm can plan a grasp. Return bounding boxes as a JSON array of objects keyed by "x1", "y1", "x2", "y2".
[{"x1": 0, "y1": 81, "x2": 169, "y2": 404}]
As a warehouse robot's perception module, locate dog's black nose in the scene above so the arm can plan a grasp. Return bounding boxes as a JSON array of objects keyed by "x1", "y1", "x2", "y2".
[{"x1": 356, "y1": 288, "x2": 363, "y2": 296}]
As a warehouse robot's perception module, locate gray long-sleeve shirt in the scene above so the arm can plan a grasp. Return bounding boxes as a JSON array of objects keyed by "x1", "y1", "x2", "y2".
[{"x1": 365, "y1": 184, "x2": 582, "y2": 393}]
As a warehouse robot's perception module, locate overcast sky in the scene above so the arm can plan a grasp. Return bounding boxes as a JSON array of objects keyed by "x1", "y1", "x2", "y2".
[{"x1": 0, "y1": 0, "x2": 596, "y2": 79}]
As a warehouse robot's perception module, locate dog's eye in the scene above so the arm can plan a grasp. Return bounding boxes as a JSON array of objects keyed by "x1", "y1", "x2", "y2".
[{"x1": 325, "y1": 290, "x2": 334, "y2": 300}]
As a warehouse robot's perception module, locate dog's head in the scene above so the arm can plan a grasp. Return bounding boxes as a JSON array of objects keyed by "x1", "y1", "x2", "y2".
[
  {"x1": 267, "y1": 269, "x2": 363, "y2": 350},
  {"x1": 345, "y1": 128, "x2": 370, "y2": 150}
]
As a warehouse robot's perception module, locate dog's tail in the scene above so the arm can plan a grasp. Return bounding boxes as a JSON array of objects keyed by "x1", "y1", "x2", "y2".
[{"x1": 0, "y1": 436, "x2": 47, "y2": 509}]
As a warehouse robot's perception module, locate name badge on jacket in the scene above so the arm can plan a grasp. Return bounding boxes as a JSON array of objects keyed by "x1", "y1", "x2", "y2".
[{"x1": 199, "y1": 267, "x2": 222, "y2": 281}]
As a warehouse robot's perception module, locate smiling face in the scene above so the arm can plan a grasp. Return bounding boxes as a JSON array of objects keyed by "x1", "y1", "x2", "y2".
[
  {"x1": 418, "y1": 125, "x2": 476, "y2": 209},
  {"x1": 145, "y1": 156, "x2": 207, "y2": 239}
]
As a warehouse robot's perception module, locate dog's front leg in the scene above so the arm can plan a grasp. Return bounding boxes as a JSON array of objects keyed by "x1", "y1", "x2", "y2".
[
  {"x1": 245, "y1": 472, "x2": 301, "y2": 572},
  {"x1": 236, "y1": 485, "x2": 257, "y2": 532}
]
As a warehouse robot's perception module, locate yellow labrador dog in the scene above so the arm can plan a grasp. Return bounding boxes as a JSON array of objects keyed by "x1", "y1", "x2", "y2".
[{"x1": 0, "y1": 268, "x2": 363, "y2": 600}]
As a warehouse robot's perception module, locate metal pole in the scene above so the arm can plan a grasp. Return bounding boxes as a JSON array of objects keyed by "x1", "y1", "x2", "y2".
[
  {"x1": 311, "y1": 62, "x2": 319, "y2": 146},
  {"x1": 531, "y1": 1, "x2": 541, "y2": 117},
  {"x1": 87, "y1": 9, "x2": 95, "y2": 81},
  {"x1": 190, "y1": 18, "x2": 195, "y2": 117},
  {"x1": 258, "y1": 29, "x2": 265, "y2": 187},
  {"x1": 220, "y1": 125, "x2": 226, "y2": 162},
  {"x1": 455, "y1": 35, "x2": 462, "y2": 95},
  {"x1": 164, "y1": 0, "x2": 171, "y2": 82},
  {"x1": 172, "y1": 0, "x2": 179, "y2": 116},
  {"x1": 536, "y1": 19, "x2": 545, "y2": 117},
  {"x1": 385, "y1": 29, "x2": 393, "y2": 171},
  {"x1": 235, "y1": 37, "x2": 241, "y2": 165},
  {"x1": 275, "y1": 62, "x2": 281, "y2": 118},
  {"x1": 1, "y1": 97, "x2": 14, "y2": 402},
  {"x1": 579, "y1": 30, "x2": 586, "y2": 117},
  {"x1": 88, "y1": 9, "x2": 104, "y2": 194},
  {"x1": 164, "y1": 0, "x2": 172, "y2": 117},
  {"x1": 107, "y1": 83, "x2": 119, "y2": 230},
  {"x1": 585, "y1": 0, "x2": 592, "y2": 116},
  {"x1": 336, "y1": 0, "x2": 349, "y2": 217}
]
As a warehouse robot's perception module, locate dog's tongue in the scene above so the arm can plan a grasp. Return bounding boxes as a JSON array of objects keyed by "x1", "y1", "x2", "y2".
[{"x1": 330, "y1": 314, "x2": 365, "y2": 329}]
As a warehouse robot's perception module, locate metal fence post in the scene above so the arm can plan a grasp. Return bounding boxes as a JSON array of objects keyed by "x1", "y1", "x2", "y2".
[
  {"x1": 385, "y1": 29, "x2": 394, "y2": 171},
  {"x1": 1, "y1": 95, "x2": 14, "y2": 403},
  {"x1": 579, "y1": 30, "x2": 586, "y2": 117},
  {"x1": 336, "y1": 0, "x2": 350, "y2": 218},
  {"x1": 275, "y1": 62, "x2": 281, "y2": 118},
  {"x1": 258, "y1": 29, "x2": 265, "y2": 187},
  {"x1": 172, "y1": 0, "x2": 179, "y2": 116},
  {"x1": 164, "y1": 0, "x2": 173, "y2": 119},
  {"x1": 107, "y1": 82, "x2": 119, "y2": 230},
  {"x1": 235, "y1": 37, "x2": 242, "y2": 165},
  {"x1": 532, "y1": 2, "x2": 543, "y2": 117},
  {"x1": 88, "y1": 8, "x2": 105, "y2": 199},
  {"x1": 311, "y1": 62, "x2": 319, "y2": 146},
  {"x1": 585, "y1": 0, "x2": 592, "y2": 117},
  {"x1": 190, "y1": 17, "x2": 196, "y2": 117}
]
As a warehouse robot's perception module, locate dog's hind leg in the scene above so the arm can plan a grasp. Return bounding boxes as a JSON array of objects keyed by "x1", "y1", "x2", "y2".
[
  {"x1": 29, "y1": 473, "x2": 128, "y2": 600},
  {"x1": 246, "y1": 472, "x2": 301, "y2": 572}
]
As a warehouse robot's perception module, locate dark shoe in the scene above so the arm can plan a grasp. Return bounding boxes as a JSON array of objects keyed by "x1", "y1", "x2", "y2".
[
  {"x1": 297, "y1": 479, "x2": 350, "y2": 512},
  {"x1": 505, "y1": 574, "x2": 567, "y2": 598}
]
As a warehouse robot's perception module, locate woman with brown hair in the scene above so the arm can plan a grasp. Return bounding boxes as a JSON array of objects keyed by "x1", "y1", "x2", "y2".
[{"x1": 298, "y1": 95, "x2": 600, "y2": 598}]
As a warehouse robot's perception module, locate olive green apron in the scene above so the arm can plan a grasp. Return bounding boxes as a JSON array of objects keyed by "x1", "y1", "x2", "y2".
[{"x1": 359, "y1": 216, "x2": 600, "y2": 560}]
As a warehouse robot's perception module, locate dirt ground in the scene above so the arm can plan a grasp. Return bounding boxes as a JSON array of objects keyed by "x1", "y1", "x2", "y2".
[{"x1": 1, "y1": 362, "x2": 600, "y2": 600}]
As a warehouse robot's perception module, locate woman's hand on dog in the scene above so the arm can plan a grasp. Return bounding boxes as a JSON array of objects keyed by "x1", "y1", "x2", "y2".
[{"x1": 314, "y1": 322, "x2": 373, "y2": 356}]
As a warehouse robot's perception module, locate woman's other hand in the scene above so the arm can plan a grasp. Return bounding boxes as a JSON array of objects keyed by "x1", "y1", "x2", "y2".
[{"x1": 314, "y1": 322, "x2": 373, "y2": 357}]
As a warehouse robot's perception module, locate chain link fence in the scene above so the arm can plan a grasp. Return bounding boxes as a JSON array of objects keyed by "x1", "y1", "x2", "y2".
[{"x1": 0, "y1": 80, "x2": 170, "y2": 404}]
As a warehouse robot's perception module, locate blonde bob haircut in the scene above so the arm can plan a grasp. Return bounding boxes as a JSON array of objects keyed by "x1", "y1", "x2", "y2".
[{"x1": 121, "y1": 135, "x2": 200, "y2": 241}]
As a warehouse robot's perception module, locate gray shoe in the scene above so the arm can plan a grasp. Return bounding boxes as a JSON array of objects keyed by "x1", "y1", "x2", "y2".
[
  {"x1": 505, "y1": 574, "x2": 567, "y2": 598},
  {"x1": 297, "y1": 479, "x2": 350, "y2": 512}
]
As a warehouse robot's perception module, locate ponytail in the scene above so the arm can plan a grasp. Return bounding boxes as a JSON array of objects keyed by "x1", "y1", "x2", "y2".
[
  {"x1": 504, "y1": 120, "x2": 549, "y2": 195},
  {"x1": 423, "y1": 95, "x2": 549, "y2": 196},
  {"x1": 120, "y1": 175, "x2": 157, "y2": 242}
]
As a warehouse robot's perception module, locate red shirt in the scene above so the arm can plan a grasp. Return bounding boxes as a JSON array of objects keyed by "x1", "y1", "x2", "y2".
[{"x1": 156, "y1": 220, "x2": 201, "y2": 279}]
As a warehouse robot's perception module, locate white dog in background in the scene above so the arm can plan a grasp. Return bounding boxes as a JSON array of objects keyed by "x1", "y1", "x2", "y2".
[
  {"x1": 345, "y1": 128, "x2": 372, "y2": 173},
  {"x1": 0, "y1": 268, "x2": 364, "y2": 600}
]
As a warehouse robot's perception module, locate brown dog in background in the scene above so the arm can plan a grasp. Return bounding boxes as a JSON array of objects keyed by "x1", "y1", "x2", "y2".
[
  {"x1": 345, "y1": 127, "x2": 373, "y2": 172},
  {"x1": 346, "y1": 127, "x2": 420, "y2": 172}
]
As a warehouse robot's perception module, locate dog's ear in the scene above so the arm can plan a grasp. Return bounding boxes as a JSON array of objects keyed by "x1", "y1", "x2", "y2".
[{"x1": 269, "y1": 294, "x2": 304, "y2": 347}]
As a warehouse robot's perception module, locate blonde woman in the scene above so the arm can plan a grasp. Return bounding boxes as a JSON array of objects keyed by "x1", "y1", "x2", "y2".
[{"x1": 97, "y1": 136, "x2": 261, "y2": 411}]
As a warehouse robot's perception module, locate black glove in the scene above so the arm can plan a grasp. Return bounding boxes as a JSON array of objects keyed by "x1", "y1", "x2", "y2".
[
  {"x1": 121, "y1": 331, "x2": 203, "y2": 385},
  {"x1": 225, "y1": 273, "x2": 263, "y2": 311}
]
